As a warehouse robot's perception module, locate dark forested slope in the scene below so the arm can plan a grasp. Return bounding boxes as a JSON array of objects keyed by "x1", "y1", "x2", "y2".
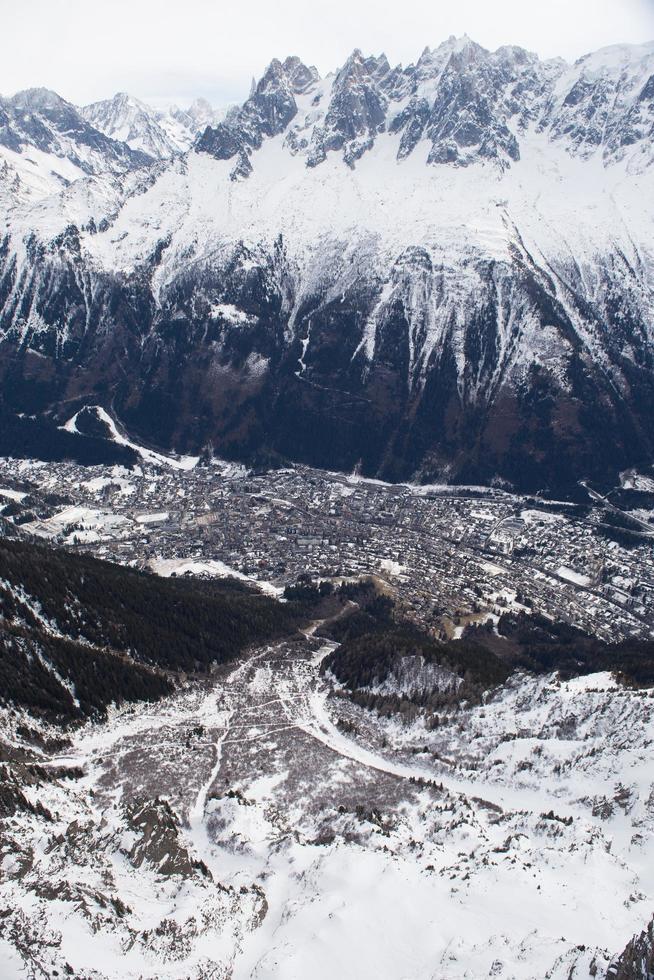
[{"x1": 0, "y1": 537, "x2": 298, "y2": 722}]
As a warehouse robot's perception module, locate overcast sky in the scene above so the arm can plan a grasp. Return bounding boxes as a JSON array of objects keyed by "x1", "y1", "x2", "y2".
[{"x1": 3, "y1": 0, "x2": 654, "y2": 109}]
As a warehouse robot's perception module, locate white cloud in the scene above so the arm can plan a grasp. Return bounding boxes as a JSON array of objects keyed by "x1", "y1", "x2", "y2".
[{"x1": 2, "y1": 0, "x2": 653, "y2": 109}]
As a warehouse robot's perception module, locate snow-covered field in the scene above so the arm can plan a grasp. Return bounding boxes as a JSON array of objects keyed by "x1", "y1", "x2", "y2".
[
  {"x1": 2, "y1": 628, "x2": 653, "y2": 979},
  {"x1": 150, "y1": 556, "x2": 284, "y2": 595},
  {"x1": 21, "y1": 503, "x2": 132, "y2": 542},
  {"x1": 556, "y1": 566, "x2": 593, "y2": 587}
]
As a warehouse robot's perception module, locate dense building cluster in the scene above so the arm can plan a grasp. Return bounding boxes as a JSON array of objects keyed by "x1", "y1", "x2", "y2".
[{"x1": 1, "y1": 456, "x2": 652, "y2": 643}]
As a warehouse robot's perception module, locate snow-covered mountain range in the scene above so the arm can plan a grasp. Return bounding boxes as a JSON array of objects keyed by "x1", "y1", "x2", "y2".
[
  {"x1": 81, "y1": 92, "x2": 225, "y2": 159},
  {"x1": 1, "y1": 36, "x2": 653, "y2": 492},
  {"x1": 0, "y1": 87, "x2": 222, "y2": 193}
]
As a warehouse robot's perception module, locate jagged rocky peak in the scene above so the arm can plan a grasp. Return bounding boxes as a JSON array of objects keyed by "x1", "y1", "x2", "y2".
[
  {"x1": 496, "y1": 46, "x2": 565, "y2": 131},
  {"x1": 169, "y1": 96, "x2": 221, "y2": 133},
  {"x1": 83, "y1": 90, "x2": 151, "y2": 128},
  {"x1": 549, "y1": 41, "x2": 654, "y2": 165},
  {"x1": 252, "y1": 57, "x2": 302, "y2": 132},
  {"x1": 104, "y1": 90, "x2": 134, "y2": 106},
  {"x1": 196, "y1": 54, "x2": 318, "y2": 174},
  {"x1": 493, "y1": 43, "x2": 537, "y2": 67},
  {"x1": 412, "y1": 43, "x2": 454, "y2": 82},
  {"x1": 84, "y1": 90, "x2": 145, "y2": 116},
  {"x1": 425, "y1": 43, "x2": 526, "y2": 165},
  {"x1": 411, "y1": 34, "x2": 491, "y2": 81},
  {"x1": 186, "y1": 96, "x2": 217, "y2": 124},
  {"x1": 280, "y1": 55, "x2": 320, "y2": 94},
  {"x1": 341, "y1": 48, "x2": 393, "y2": 87},
  {"x1": 3, "y1": 87, "x2": 84, "y2": 137},
  {"x1": 307, "y1": 48, "x2": 392, "y2": 167},
  {"x1": 443, "y1": 33, "x2": 487, "y2": 66},
  {"x1": 194, "y1": 38, "x2": 654, "y2": 176},
  {"x1": 391, "y1": 37, "x2": 531, "y2": 166}
]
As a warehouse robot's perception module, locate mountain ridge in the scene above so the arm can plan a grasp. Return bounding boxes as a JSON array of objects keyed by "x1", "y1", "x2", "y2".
[{"x1": 0, "y1": 37, "x2": 653, "y2": 493}]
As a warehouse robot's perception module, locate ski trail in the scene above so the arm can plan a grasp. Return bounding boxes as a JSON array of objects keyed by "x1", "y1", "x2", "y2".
[
  {"x1": 188, "y1": 706, "x2": 233, "y2": 829},
  {"x1": 301, "y1": 647, "x2": 583, "y2": 820},
  {"x1": 187, "y1": 648, "x2": 271, "y2": 840}
]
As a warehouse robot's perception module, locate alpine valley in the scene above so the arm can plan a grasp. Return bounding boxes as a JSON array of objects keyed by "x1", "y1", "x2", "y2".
[{"x1": 3, "y1": 33, "x2": 654, "y2": 980}]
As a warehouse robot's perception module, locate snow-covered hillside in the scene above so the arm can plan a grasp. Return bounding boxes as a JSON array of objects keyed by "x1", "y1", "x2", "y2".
[{"x1": 2, "y1": 627, "x2": 654, "y2": 979}]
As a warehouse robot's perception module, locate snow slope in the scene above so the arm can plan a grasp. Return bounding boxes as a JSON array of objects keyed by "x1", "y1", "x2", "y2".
[{"x1": 3, "y1": 628, "x2": 653, "y2": 978}]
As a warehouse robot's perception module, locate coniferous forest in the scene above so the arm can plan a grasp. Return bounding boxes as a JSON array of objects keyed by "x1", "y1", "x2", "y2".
[{"x1": 0, "y1": 537, "x2": 299, "y2": 722}]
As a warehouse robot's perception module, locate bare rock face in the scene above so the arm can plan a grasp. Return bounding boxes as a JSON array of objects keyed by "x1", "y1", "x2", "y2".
[
  {"x1": 607, "y1": 918, "x2": 654, "y2": 979},
  {"x1": 124, "y1": 798, "x2": 209, "y2": 878},
  {"x1": 307, "y1": 50, "x2": 390, "y2": 167},
  {"x1": 196, "y1": 56, "x2": 316, "y2": 163}
]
